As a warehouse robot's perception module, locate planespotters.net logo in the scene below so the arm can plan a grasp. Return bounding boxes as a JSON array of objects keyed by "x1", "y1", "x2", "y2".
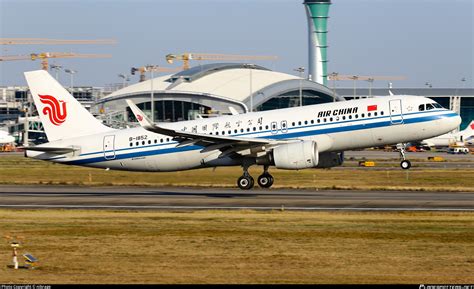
[
  {"x1": 38, "y1": 94, "x2": 67, "y2": 126},
  {"x1": 420, "y1": 285, "x2": 474, "y2": 289}
]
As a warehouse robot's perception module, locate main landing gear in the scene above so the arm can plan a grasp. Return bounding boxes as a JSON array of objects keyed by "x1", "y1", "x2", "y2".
[
  {"x1": 399, "y1": 144, "x2": 412, "y2": 170},
  {"x1": 237, "y1": 165, "x2": 274, "y2": 190}
]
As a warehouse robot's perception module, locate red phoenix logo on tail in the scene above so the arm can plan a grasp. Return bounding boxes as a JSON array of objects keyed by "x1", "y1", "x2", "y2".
[{"x1": 38, "y1": 94, "x2": 67, "y2": 126}]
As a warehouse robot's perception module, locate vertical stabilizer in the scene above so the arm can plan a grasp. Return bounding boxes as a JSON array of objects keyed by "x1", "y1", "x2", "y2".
[{"x1": 24, "y1": 70, "x2": 113, "y2": 141}]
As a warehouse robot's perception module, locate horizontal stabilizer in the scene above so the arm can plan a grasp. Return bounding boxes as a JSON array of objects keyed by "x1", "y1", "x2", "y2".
[{"x1": 20, "y1": 146, "x2": 78, "y2": 154}]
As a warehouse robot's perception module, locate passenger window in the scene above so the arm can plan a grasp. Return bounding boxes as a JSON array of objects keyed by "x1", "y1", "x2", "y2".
[
  {"x1": 355, "y1": 114, "x2": 359, "y2": 119},
  {"x1": 304, "y1": 120, "x2": 308, "y2": 125},
  {"x1": 342, "y1": 116, "x2": 346, "y2": 120},
  {"x1": 298, "y1": 121, "x2": 302, "y2": 125},
  {"x1": 324, "y1": 118, "x2": 327, "y2": 123},
  {"x1": 136, "y1": 142, "x2": 139, "y2": 146},
  {"x1": 374, "y1": 112, "x2": 378, "y2": 116},
  {"x1": 361, "y1": 113, "x2": 365, "y2": 118},
  {"x1": 228, "y1": 130, "x2": 231, "y2": 134},
  {"x1": 317, "y1": 119, "x2": 321, "y2": 123},
  {"x1": 240, "y1": 128, "x2": 244, "y2": 133},
  {"x1": 129, "y1": 143, "x2": 133, "y2": 147},
  {"x1": 142, "y1": 141, "x2": 145, "y2": 145},
  {"x1": 311, "y1": 120, "x2": 314, "y2": 124},
  {"x1": 380, "y1": 111, "x2": 384, "y2": 116},
  {"x1": 292, "y1": 122, "x2": 295, "y2": 126},
  {"x1": 368, "y1": 113, "x2": 371, "y2": 117},
  {"x1": 148, "y1": 140, "x2": 151, "y2": 145}
]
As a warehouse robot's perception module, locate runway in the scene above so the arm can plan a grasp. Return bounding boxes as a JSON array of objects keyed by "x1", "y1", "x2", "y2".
[{"x1": 1, "y1": 185, "x2": 473, "y2": 211}]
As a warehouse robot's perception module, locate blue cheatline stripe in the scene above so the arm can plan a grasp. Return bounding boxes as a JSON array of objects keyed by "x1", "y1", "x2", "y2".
[
  {"x1": 64, "y1": 112, "x2": 457, "y2": 166},
  {"x1": 83, "y1": 109, "x2": 449, "y2": 157}
]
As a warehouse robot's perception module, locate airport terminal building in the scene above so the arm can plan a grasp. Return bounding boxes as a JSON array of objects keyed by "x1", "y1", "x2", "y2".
[{"x1": 95, "y1": 63, "x2": 343, "y2": 127}]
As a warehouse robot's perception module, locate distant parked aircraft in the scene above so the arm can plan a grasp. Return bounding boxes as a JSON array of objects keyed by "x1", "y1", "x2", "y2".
[
  {"x1": 0, "y1": 131, "x2": 15, "y2": 144},
  {"x1": 421, "y1": 120, "x2": 473, "y2": 148}
]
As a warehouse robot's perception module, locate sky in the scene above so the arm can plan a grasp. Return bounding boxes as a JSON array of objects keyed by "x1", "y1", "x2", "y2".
[{"x1": 0, "y1": 0, "x2": 473, "y2": 89}]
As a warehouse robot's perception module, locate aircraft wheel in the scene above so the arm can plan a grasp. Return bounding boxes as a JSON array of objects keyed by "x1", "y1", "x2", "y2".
[
  {"x1": 237, "y1": 175, "x2": 254, "y2": 190},
  {"x1": 258, "y1": 173, "x2": 274, "y2": 188},
  {"x1": 400, "y1": 160, "x2": 411, "y2": 170}
]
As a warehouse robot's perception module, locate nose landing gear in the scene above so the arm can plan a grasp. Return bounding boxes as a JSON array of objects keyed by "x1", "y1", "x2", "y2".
[{"x1": 399, "y1": 144, "x2": 412, "y2": 170}]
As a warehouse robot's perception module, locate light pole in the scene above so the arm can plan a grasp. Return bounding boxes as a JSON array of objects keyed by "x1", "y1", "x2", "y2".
[
  {"x1": 367, "y1": 78, "x2": 374, "y2": 98},
  {"x1": 294, "y1": 67, "x2": 305, "y2": 106},
  {"x1": 351, "y1": 75, "x2": 359, "y2": 98},
  {"x1": 145, "y1": 65, "x2": 159, "y2": 122},
  {"x1": 330, "y1": 72, "x2": 338, "y2": 102},
  {"x1": 64, "y1": 69, "x2": 77, "y2": 95},
  {"x1": 50, "y1": 64, "x2": 62, "y2": 81},
  {"x1": 118, "y1": 74, "x2": 129, "y2": 88}
]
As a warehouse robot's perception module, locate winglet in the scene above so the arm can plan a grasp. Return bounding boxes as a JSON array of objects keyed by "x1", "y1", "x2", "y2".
[{"x1": 125, "y1": 99, "x2": 154, "y2": 128}]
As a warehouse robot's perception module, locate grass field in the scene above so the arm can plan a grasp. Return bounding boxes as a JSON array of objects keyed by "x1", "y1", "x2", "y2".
[
  {"x1": 0, "y1": 155, "x2": 473, "y2": 191},
  {"x1": 0, "y1": 209, "x2": 472, "y2": 284}
]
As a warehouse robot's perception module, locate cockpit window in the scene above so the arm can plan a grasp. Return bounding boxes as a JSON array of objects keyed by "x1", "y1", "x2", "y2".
[
  {"x1": 432, "y1": 103, "x2": 443, "y2": 108},
  {"x1": 419, "y1": 104, "x2": 425, "y2": 111},
  {"x1": 426, "y1": 103, "x2": 435, "y2": 110}
]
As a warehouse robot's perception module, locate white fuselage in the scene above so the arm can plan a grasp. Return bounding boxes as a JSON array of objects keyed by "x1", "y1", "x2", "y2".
[{"x1": 27, "y1": 95, "x2": 461, "y2": 171}]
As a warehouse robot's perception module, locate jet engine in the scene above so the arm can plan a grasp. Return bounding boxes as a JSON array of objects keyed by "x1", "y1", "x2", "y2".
[
  {"x1": 262, "y1": 140, "x2": 343, "y2": 170},
  {"x1": 272, "y1": 141, "x2": 318, "y2": 170}
]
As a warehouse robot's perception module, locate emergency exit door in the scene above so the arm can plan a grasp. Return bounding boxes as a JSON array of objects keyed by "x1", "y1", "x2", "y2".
[
  {"x1": 389, "y1": 99, "x2": 404, "y2": 124},
  {"x1": 103, "y1": 135, "x2": 116, "y2": 160}
]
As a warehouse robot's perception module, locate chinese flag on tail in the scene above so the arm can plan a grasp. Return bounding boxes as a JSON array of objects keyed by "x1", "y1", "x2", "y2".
[{"x1": 367, "y1": 105, "x2": 377, "y2": 111}]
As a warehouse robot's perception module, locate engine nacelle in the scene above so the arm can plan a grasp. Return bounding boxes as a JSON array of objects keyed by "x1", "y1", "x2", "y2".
[{"x1": 272, "y1": 141, "x2": 318, "y2": 170}]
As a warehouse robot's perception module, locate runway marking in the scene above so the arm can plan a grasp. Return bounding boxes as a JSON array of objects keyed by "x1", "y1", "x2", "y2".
[{"x1": 0, "y1": 204, "x2": 473, "y2": 211}]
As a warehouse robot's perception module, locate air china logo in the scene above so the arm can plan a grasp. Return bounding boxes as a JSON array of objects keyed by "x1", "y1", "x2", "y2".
[
  {"x1": 38, "y1": 94, "x2": 67, "y2": 126},
  {"x1": 137, "y1": 114, "x2": 143, "y2": 121}
]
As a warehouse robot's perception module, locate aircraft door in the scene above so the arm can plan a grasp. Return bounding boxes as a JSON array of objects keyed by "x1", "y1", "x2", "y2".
[
  {"x1": 103, "y1": 135, "x2": 116, "y2": 160},
  {"x1": 389, "y1": 99, "x2": 404, "y2": 124}
]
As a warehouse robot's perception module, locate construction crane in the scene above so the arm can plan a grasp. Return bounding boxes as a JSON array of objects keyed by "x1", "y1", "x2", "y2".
[
  {"x1": 0, "y1": 38, "x2": 117, "y2": 45},
  {"x1": 0, "y1": 52, "x2": 112, "y2": 70},
  {"x1": 131, "y1": 66, "x2": 181, "y2": 82},
  {"x1": 165, "y1": 53, "x2": 278, "y2": 70}
]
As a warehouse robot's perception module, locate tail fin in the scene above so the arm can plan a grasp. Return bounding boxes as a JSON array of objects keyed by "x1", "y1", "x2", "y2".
[{"x1": 24, "y1": 70, "x2": 113, "y2": 141}]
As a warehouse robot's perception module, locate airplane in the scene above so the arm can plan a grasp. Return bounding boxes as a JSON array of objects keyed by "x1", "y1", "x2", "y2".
[
  {"x1": 23, "y1": 70, "x2": 461, "y2": 190},
  {"x1": 421, "y1": 120, "x2": 473, "y2": 148},
  {"x1": 0, "y1": 130, "x2": 15, "y2": 144}
]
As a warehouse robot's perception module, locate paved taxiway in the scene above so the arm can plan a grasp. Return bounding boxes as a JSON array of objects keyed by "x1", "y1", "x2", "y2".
[{"x1": 0, "y1": 185, "x2": 473, "y2": 211}]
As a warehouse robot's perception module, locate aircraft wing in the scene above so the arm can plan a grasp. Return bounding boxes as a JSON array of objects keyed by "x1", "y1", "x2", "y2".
[{"x1": 126, "y1": 99, "x2": 291, "y2": 158}]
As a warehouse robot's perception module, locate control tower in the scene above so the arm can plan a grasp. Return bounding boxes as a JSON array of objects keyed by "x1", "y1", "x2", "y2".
[{"x1": 304, "y1": 0, "x2": 331, "y2": 86}]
